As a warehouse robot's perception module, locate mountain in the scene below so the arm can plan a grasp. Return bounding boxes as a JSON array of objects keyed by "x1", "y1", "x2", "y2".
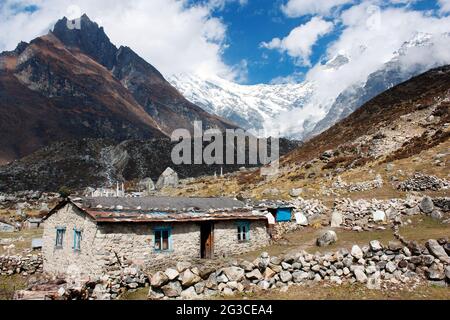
[
  {"x1": 165, "y1": 65, "x2": 450, "y2": 199},
  {"x1": 0, "y1": 137, "x2": 300, "y2": 192},
  {"x1": 170, "y1": 33, "x2": 450, "y2": 140},
  {"x1": 169, "y1": 74, "x2": 314, "y2": 132},
  {"x1": 0, "y1": 15, "x2": 235, "y2": 164},
  {"x1": 307, "y1": 32, "x2": 450, "y2": 138}
]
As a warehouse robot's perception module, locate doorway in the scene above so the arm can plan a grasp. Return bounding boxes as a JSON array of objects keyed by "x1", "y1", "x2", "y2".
[{"x1": 200, "y1": 222, "x2": 214, "y2": 259}]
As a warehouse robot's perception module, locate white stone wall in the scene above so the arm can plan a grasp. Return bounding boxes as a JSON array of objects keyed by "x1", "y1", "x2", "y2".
[
  {"x1": 42, "y1": 203, "x2": 101, "y2": 278},
  {"x1": 214, "y1": 220, "x2": 270, "y2": 258},
  {"x1": 43, "y1": 204, "x2": 270, "y2": 278},
  {"x1": 94, "y1": 223, "x2": 201, "y2": 270}
]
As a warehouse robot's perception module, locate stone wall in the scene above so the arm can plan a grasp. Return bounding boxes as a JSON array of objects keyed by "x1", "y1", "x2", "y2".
[
  {"x1": 214, "y1": 220, "x2": 270, "y2": 258},
  {"x1": 42, "y1": 203, "x2": 100, "y2": 278},
  {"x1": 146, "y1": 238, "x2": 450, "y2": 300},
  {"x1": 95, "y1": 222, "x2": 201, "y2": 271},
  {"x1": 0, "y1": 253, "x2": 43, "y2": 276},
  {"x1": 42, "y1": 203, "x2": 271, "y2": 278}
]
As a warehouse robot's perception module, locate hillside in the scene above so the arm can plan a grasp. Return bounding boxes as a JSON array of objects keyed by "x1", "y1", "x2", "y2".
[
  {"x1": 0, "y1": 15, "x2": 235, "y2": 164},
  {"x1": 163, "y1": 65, "x2": 450, "y2": 200}
]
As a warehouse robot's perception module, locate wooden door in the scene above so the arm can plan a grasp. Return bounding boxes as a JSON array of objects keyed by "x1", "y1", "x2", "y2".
[{"x1": 201, "y1": 222, "x2": 214, "y2": 259}]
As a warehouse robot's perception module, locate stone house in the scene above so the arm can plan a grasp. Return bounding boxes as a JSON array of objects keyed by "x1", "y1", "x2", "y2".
[{"x1": 42, "y1": 197, "x2": 270, "y2": 278}]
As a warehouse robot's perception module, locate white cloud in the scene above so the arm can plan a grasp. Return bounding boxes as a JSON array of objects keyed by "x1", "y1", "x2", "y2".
[
  {"x1": 261, "y1": 17, "x2": 334, "y2": 66},
  {"x1": 0, "y1": 0, "x2": 242, "y2": 80},
  {"x1": 266, "y1": 2, "x2": 450, "y2": 138},
  {"x1": 439, "y1": 0, "x2": 450, "y2": 13},
  {"x1": 281, "y1": 0, "x2": 354, "y2": 17}
]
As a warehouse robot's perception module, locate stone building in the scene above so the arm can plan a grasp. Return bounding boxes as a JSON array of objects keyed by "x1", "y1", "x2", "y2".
[{"x1": 42, "y1": 197, "x2": 270, "y2": 278}]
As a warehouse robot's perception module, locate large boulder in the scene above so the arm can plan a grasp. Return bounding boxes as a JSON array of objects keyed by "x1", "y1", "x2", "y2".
[
  {"x1": 138, "y1": 178, "x2": 155, "y2": 194},
  {"x1": 419, "y1": 197, "x2": 434, "y2": 214},
  {"x1": 161, "y1": 281, "x2": 182, "y2": 298},
  {"x1": 181, "y1": 269, "x2": 202, "y2": 287},
  {"x1": 151, "y1": 271, "x2": 169, "y2": 288},
  {"x1": 351, "y1": 245, "x2": 364, "y2": 260},
  {"x1": 222, "y1": 267, "x2": 245, "y2": 282},
  {"x1": 164, "y1": 268, "x2": 180, "y2": 281},
  {"x1": 156, "y1": 167, "x2": 179, "y2": 190},
  {"x1": 426, "y1": 240, "x2": 450, "y2": 264},
  {"x1": 316, "y1": 230, "x2": 338, "y2": 247},
  {"x1": 330, "y1": 211, "x2": 343, "y2": 228},
  {"x1": 372, "y1": 210, "x2": 386, "y2": 222}
]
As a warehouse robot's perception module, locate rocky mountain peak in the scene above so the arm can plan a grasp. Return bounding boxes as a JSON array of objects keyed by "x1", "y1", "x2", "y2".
[{"x1": 52, "y1": 14, "x2": 118, "y2": 69}]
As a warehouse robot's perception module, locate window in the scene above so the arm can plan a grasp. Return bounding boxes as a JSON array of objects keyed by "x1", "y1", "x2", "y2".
[
  {"x1": 237, "y1": 222, "x2": 250, "y2": 242},
  {"x1": 154, "y1": 227, "x2": 171, "y2": 252},
  {"x1": 73, "y1": 229, "x2": 82, "y2": 251},
  {"x1": 55, "y1": 227, "x2": 66, "y2": 248}
]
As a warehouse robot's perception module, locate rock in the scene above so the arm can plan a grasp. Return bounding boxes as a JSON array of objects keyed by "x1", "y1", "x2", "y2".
[
  {"x1": 445, "y1": 266, "x2": 450, "y2": 281},
  {"x1": 181, "y1": 269, "x2": 201, "y2": 287},
  {"x1": 164, "y1": 268, "x2": 179, "y2": 281},
  {"x1": 245, "y1": 269, "x2": 263, "y2": 281},
  {"x1": 354, "y1": 269, "x2": 367, "y2": 283},
  {"x1": 194, "y1": 282, "x2": 206, "y2": 295},
  {"x1": 263, "y1": 267, "x2": 276, "y2": 279},
  {"x1": 222, "y1": 267, "x2": 245, "y2": 282},
  {"x1": 181, "y1": 286, "x2": 198, "y2": 299},
  {"x1": 426, "y1": 240, "x2": 450, "y2": 264},
  {"x1": 370, "y1": 240, "x2": 383, "y2": 252},
  {"x1": 292, "y1": 271, "x2": 309, "y2": 283},
  {"x1": 295, "y1": 212, "x2": 308, "y2": 226},
  {"x1": 279, "y1": 271, "x2": 292, "y2": 283},
  {"x1": 258, "y1": 280, "x2": 270, "y2": 290},
  {"x1": 366, "y1": 272, "x2": 381, "y2": 290},
  {"x1": 330, "y1": 211, "x2": 343, "y2": 228},
  {"x1": 351, "y1": 245, "x2": 364, "y2": 260},
  {"x1": 151, "y1": 271, "x2": 169, "y2": 288},
  {"x1": 430, "y1": 210, "x2": 443, "y2": 220},
  {"x1": 372, "y1": 210, "x2": 386, "y2": 222},
  {"x1": 289, "y1": 188, "x2": 302, "y2": 197},
  {"x1": 161, "y1": 281, "x2": 182, "y2": 298},
  {"x1": 176, "y1": 261, "x2": 192, "y2": 273},
  {"x1": 388, "y1": 241, "x2": 403, "y2": 252},
  {"x1": 138, "y1": 178, "x2": 155, "y2": 194},
  {"x1": 198, "y1": 266, "x2": 215, "y2": 279},
  {"x1": 385, "y1": 261, "x2": 397, "y2": 273},
  {"x1": 422, "y1": 255, "x2": 435, "y2": 266},
  {"x1": 427, "y1": 266, "x2": 445, "y2": 281},
  {"x1": 316, "y1": 230, "x2": 338, "y2": 247},
  {"x1": 419, "y1": 197, "x2": 434, "y2": 214},
  {"x1": 216, "y1": 274, "x2": 229, "y2": 283},
  {"x1": 239, "y1": 261, "x2": 255, "y2": 272},
  {"x1": 156, "y1": 167, "x2": 179, "y2": 190}
]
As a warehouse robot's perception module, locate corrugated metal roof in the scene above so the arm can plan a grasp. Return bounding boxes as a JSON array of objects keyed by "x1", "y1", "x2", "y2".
[
  {"x1": 77, "y1": 196, "x2": 246, "y2": 212},
  {"x1": 84, "y1": 209, "x2": 267, "y2": 223}
]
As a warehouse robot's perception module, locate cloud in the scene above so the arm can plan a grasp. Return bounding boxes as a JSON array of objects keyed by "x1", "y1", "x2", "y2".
[
  {"x1": 0, "y1": 0, "x2": 243, "y2": 80},
  {"x1": 260, "y1": 16, "x2": 334, "y2": 66},
  {"x1": 281, "y1": 0, "x2": 354, "y2": 17},
  {"x1": 265, "y1": 2, "x2": 450, "y2": 138},
  {"x1": 439, "y1": 0, "x2": 450, "y2": 13}
]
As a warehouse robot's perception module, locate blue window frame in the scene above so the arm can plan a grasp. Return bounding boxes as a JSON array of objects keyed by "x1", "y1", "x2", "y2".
[
  {"x1": 237, "y1": 221, "x2": 250, "y2": 242},
  {"x1": 154, "y1": 227, "x2": 172, "y2": 252},
  {"x1": 55, "y1": 227, "x2": 66, "y2": 248},
  {"x1": 73, "y1": 229, "x2": 82, "y2": 251},
  {"x1": 276, "y1": 208, "x2": 292, "y2": 222}
]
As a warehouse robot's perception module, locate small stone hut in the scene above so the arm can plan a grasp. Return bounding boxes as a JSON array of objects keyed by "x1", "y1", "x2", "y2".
[{"x1": 42, "y1": 197, "x2": 270, "y2": 278}]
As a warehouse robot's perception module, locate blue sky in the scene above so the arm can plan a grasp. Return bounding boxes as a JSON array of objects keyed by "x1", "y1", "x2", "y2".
[
  {"x1": 206, "y1": 0, "x2": 444, "y2": 84},
  {"x1": 0, "y1": 0, "x2": 449, "y2": 85}
]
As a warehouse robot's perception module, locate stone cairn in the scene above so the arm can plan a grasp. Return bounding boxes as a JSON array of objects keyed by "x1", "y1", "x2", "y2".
[{"x1": 144, "y1": 238, "x2": 449, "y2": 300}]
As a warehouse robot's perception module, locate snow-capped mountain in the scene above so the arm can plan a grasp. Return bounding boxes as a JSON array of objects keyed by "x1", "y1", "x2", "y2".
[
  {"x1": 307, "y1": 32, "x2": 450, "y2": 138},
  {"x1": 170, "y1": 32, "x2": 450, "y2": 140},
  {"x1": 169, "y1": 74, "x2": 315, "y2": 133}
]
